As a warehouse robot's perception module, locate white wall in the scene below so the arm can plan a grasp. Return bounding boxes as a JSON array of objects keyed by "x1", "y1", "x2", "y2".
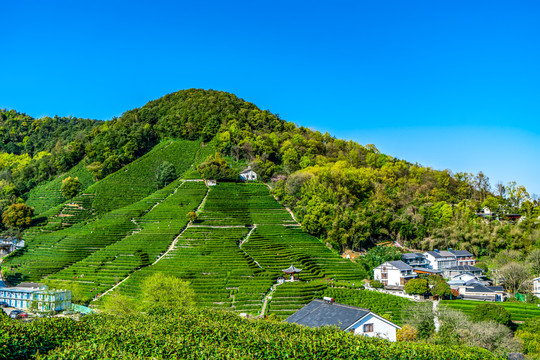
[
  {"x1": 373, "y1": 267, "x2": 402, "y2": 287},
  {"x1": 240, "y1": 170, "x2": 257, "y2": 181},
  {"x1": 350, "y1": 314, "x2": 398, "y2": 342}
]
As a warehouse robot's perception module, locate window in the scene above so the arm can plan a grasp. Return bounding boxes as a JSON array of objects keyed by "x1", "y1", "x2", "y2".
[{"x1": 363, "y1": 323, "x2": 374, "y2": 333}]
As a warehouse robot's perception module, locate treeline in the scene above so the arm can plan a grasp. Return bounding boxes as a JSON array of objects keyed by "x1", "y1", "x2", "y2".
[{"x1": 0, "y1": 90, "x2": 538, "y2": 257}]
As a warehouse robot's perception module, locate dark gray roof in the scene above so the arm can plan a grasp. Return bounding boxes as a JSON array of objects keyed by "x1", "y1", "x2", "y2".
[
  {"x1": 16, "y1": 282, "x2": 44, "y2": 289},
  {"x1": 426, "y1": 250, "x2": 455, "y2": 258},
  {"x1": 466, "y1": 284, "x2": 503, "y2": 293},
  {"x1": 282, "y1": 265, "x2": 302, "y2": 273},
  {"x1": 450, "y1": 250, "x2": 473, "y2": 257},
  {"x1": 446, "y1": 265, "x2": 483, "y2": 273},
  {"x1": 401, "y1": 253, "x2": 424, "y2": 260},
  {"x1": 386, "y1": 260, "x2": 413, "y2": 271},
  {"x1": 285, "y1": 299, "x2": 370, "y2": 330}
]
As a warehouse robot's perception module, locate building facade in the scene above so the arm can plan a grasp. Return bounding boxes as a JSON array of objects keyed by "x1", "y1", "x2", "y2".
[
  {"x1": 424, "y1": 250, "x2": 457, "y2": 270},
  {"x1": 533, "y1": 277, "x2": 540, "y2": 299},
  {"x1": 449, "y1": 250, "x2": 476, "y2": 266},
  {"x1": 239, "y1": 167, "x2": 257, "y2": 181},
  {"x1": 0, "y1": 282, "x2": 71, "y2": 311},
  {"x1": 373, "y1": 261, "x2": 417, "y2": 287},
  {"x1": 401, "y1": 253, "x2": 429, "y2": 268}
]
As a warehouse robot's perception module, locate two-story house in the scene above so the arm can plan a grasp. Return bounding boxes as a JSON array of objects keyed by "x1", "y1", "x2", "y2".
[
  {"x1": 449, "y1": 249, "x2": 476, "y2": 266},
  {"x1": 424, "y1": 250, "x2": 457, "y2": 270},
  {"x1": 0, "y1": 282, "x2": 71, "y2": 311},
  {"x1": 401, "y1": 253, "x2": 429, "y2": 268},
  {"x1": 373, "y1": 260, "x2": 417, "y2": 287}
]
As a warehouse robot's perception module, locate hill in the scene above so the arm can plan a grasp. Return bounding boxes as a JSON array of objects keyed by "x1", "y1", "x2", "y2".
[{"x1": 1, "y1": 89, "x2": 537, "y2": 258}]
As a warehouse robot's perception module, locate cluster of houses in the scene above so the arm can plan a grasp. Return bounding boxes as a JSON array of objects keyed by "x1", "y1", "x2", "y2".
[
  {"x1": 0, "y1": 281, "x2": 71, "y2": 312},
  {"x1": 0, "y1": 238, "x2": 25, "y2": 256},
  {"x1": 373, "y1": 249, "x2": 506, "y2": 302}
]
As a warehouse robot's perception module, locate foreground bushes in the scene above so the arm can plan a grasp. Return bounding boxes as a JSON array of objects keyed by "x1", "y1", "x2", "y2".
[{"x1": 0, "y1": 308, "x2": 496, "y2": 359}]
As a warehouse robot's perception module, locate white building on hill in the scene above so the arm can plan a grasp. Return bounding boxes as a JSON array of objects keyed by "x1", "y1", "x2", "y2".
[
  {"x1": 373, "y1": 260, "x2": 417, "y2": 287},
  {"x1": 239, "y1": 166, "x2": 257, "y2": 181},
  {"x1": 0, "y1": 282, "x2": 71, "y2": 311},
  {"x1": 533, "y1": 277, "x2": 540, "y2": 299},
  {"x1": 423, "y1": 250, "x2": 457, "y2": 270}
]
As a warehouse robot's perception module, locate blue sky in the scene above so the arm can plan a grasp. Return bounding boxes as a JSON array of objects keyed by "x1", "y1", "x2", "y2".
[{"x1": 1, "y1": 1, "x2": 539, "y2": 195}]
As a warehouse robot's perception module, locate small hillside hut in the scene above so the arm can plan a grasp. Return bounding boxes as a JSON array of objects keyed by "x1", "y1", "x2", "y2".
[
  {"x1": 282, "y1": 265, "x2": 302, "y2": 281},
  {"x1": 239, "y1": 166, "x2": 257, "y2": 181}
]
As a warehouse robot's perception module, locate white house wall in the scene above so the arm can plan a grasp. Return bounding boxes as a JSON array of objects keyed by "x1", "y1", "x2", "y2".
[
  {"x1": 350, "y1": 314, "x2": 398, "y2": 342},
  {"x1": 373, "y1": 267, "x2": 402, "y2": 287}
]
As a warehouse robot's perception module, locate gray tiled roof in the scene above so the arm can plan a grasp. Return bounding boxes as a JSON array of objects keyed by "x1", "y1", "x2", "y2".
[
  {"x1": 450, "y1": 250, "x2": 473, "y2": 257},
  {"x1": 285, "y1": 299, "x2": 370, "y2": 330},
  {"x1": 16, "y1": 282, "x2": 44, "y2": 289},
  {"x1": 425, "y1": 251, "x2": 454, "y2": 258},
  {"x1": 466, "y1": 284, "x2": 504, "y2": 293},
  {"x1": 446, "y1": 265, "x2": 483, "y2": 273},
  {"x1": 401, "y1": 253, "x2": 424, "y2": 260},
  {"x1": 386, "y1": 260, "x2": 413, "y2": 271}
]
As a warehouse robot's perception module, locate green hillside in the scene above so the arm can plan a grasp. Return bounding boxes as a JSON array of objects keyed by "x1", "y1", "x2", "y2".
[
  {"x1": 2, "y1": 140, "x2": 202, "y2": 283},
  {"x1": 112, "y1": 182, "x2": 366, "y2": 316}
]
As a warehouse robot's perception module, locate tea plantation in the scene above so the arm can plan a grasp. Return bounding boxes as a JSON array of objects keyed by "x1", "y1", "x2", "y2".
[
  {"x1": 0, "y1": 308, "x2": 496, "y2": 360},
  {"x1": 111, "y1": 181, "x2": 368, "y2": 316}
]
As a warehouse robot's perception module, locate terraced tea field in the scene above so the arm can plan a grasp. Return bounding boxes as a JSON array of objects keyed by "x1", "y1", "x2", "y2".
[
  {"x1": 46, "y1": 181, "x2": 208, "y2": 300},
  {"x1": 441, "y1": 299, "x2": 540, "y2": 322},
  {"x1": 4, "y1": 140, "x2": 205, "y2": 284},
  {"x1": 26, "y1": 162, "x2": 96, "y2": 215},
  {"x1": 111, "y1": 182, "x2": 368, "y2": 316}
]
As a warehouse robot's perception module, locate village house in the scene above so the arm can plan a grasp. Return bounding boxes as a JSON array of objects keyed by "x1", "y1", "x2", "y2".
[
  {"x1": 239, "y1": 166, "x2": 257, "y2": 181},
  {"x1": 455, "y1": 282, "x2": 506, "y2": 302},
  {"x1": 401, "y1": 253, "x2": 429, "y2": 268},
  {"x1": 449, "y1": 249, "x2": 476, "y2": 266},
  {"x1": 423, "y1": 250, "x2": 457, "y2": 270},
  {"x1": 373, "y1": 260, "x2": 417, "y2": 287},
  {"x1": 285, "y1": 298, "x2": 401, "y2": 341},
  {"x1": 0, "y1": 238, "x2": 25, "y2": 255},
  {"x1": 443, "y1": 265, "x2": 483, "y2": 279},
  {"x1": 0, "y1": 282, "x2": 71, "y2": 311},
  {"x1": 533, "y1": 277, "x2": 540, "y2": 299}
]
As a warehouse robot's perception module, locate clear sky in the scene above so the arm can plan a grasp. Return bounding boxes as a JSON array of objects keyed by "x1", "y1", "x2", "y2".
[{"x1": 1, "y1": 1, "x2": 539, "y2": 195}]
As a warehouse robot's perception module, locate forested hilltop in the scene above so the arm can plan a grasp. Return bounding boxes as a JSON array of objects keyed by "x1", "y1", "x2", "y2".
[{"x1": 0, "y1": 89, "x2": 538, "y2": 256}]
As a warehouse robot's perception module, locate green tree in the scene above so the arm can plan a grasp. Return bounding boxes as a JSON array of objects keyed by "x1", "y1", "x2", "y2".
[
  {"x1": 142, "y1": 272, "x2": 195, "y2": 310},
  {"x1": 186, "y1": 211, "x2": 198, "y2": 222},
  {"x1": 470, "y1": 303, "x2": 511, "y2": 326},
  {"x1": 432, "y1": 281, "x2": 451, "y2": 297},
  {"x1": 526, "y1": 249, "x2": 540, "y2": 276},
  {"x1": 404, "y1": 278, "x2": 429, "y2": 295},
  {"x1": 102, "y1": 292, "x2": 139, "y2": 316},
  {"x1": 156, "y1": 161, "x2": 176, "y2": 189},
  {"x1": 61, "y1": 176, "x2": 82, "y2": 198},
  {"x1": 2, "y1": 203, "x2": 34, "y2": 228},
  {"x1": 364, "y1": 246, "x2": 402, "y2": 272},
  {"x1": 197, "y1": 153, "x2": 237, "y2": 180},
  {"x1": 370, "y1": 280, "x2": 383, "y2": 289}
]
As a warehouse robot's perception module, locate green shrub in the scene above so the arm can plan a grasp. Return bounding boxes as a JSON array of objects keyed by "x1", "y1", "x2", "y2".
[{"x1": 470, "y1": 303, "x2": 511, "y2": 326}]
